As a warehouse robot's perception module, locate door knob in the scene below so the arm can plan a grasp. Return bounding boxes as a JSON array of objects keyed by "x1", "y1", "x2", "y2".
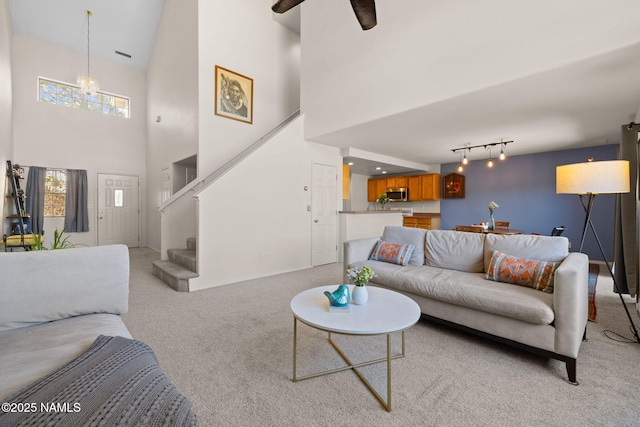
[{"x1": 314, "y1": 219, "x2": 319, "y2": 223}]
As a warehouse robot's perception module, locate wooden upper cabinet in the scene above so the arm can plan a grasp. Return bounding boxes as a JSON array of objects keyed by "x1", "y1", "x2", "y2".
[
  {"x1": 342, "y1": 164, "x2": 350, "y2": 200},
  {"x1": 367, "y1": 178, "x2": 388, "y2": 202},
  {"x1": 420, "y1": 174, "x2": 440, "y2": 200},
  {"x1": 407, "y1": 176, "x2": 421, "y2": 201},
  {"x1": 367, "y1": 173, "x2": 440, "y2": 201},
  {"x1": 386, "y1": 176, "x2": 407, "y2": 188}
]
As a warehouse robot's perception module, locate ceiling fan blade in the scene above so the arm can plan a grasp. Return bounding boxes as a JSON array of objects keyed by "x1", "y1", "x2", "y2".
[
  {"x1": 272, "y1": 0, "x2": 306, "y2": 14},
  {"x1": 350, "y1": 0, "x2": 377, "y2": 30}
]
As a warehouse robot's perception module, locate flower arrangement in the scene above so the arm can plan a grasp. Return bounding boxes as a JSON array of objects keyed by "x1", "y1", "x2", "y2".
[
  {"x1": 346, "y1": 265, "x2": 375, "y2": 286},
  {"x1": 377, "y1": 193, "x2": 391, "y2": 210},
  {"x1": 488, "y1": 201, "x2": 499, "y2": 213}
]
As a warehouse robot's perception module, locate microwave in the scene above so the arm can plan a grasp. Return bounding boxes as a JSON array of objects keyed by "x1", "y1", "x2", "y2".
[{"x1": 386, "y1": 187, "x2": 408, "y2": 202}]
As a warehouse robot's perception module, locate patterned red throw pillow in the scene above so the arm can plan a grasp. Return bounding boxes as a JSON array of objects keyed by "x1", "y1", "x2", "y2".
[
  {"x1": 486, "y1": 250, "x2": 561, "y2": 293},
  {"x1": 369, "y1": 241, "x2": 415, "y2": 266}
]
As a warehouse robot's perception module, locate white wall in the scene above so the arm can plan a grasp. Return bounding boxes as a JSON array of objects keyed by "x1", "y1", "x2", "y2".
[
  {"x1": 146, "y1": 0, "x2": 199, "y2": 253},
  {"x1": 0, "y1": 0, "x2": 12, "y2": 236},
  {"x1": 301, "y1": 0, "x2": 640, "y2": 140},
  {"x1": 192, "y1": 116, "x2": 341, "y2": 290},
  {"x1": 11, "y1": 35, "x2": 147, "y2": 246},
  {"x1": 182, "y1": 0, "x2": 309, "y2": 289},
  {"x1": 197, "y1": 0, "x2": 300, "y2": 176}
]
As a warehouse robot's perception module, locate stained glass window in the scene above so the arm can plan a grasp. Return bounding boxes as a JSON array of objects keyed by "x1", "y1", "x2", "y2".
[{"x1": 38, "y1": 77, "x2": 130, "y2": 118}]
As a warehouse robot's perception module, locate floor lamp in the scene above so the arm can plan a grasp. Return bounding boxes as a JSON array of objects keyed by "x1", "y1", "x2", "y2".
[{"x1": 556, "y1": 159, "x2": 640, "y2": 344}]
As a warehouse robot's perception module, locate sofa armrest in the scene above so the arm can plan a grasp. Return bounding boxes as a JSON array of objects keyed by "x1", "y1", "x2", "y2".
[
  {"x1": 552, "y1": 252, "x2": 589, "y2": 357},
  {"x1": 343, "y1": 237, "x2": 380, "y2": 282},
  {"x1": 0, "y1": 245, "x2": 130, "y2": 332}
]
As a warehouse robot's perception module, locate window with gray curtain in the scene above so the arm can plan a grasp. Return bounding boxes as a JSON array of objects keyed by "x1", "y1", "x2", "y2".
[
  {"x1": 64, "y1": 169, "x2": 89, "y2": 232},
  {"x1": 25, "y1": 167, "x2": 89, "y2": 234},
  {"x1": 25, "y1": 166, "x2": 46, "y2": 234}
]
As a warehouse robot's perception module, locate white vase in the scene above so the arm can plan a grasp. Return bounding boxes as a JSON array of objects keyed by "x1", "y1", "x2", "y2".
[{"x1": 352, "y1": 285, "x2": 368, "y2": 305}]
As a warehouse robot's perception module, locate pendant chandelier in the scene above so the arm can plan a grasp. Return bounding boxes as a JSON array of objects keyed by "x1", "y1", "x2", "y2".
[{"x1": 77, "y1": 10, "x2": 100, "y2": 96}]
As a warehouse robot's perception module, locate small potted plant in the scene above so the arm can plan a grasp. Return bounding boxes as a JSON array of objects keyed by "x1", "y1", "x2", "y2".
[
  {"x1": 346, "y1": 265, "x2": 375, "y2": 304},
  {"x1": 377, "y1": 193, "x2": 391, "y2": 210}
]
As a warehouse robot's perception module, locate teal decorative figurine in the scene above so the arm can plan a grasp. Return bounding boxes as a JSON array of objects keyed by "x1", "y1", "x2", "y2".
[{"x1": 324, "y1": 284, "x2": 350, "y2": 307}]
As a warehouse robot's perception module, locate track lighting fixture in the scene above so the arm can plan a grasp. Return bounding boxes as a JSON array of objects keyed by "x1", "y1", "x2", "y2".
[{"x1": 451, "y1": 140, "x2": 513, "y2": 169}]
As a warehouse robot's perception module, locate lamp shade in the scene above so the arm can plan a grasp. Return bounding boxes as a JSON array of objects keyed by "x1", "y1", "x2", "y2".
[{"x1": 556, "y1": 160, "x2": 630, "y2": 194}]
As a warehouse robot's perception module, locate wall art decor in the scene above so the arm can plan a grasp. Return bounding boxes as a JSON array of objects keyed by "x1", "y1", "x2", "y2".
[
  {"x1": 443, "y1": 173, "x2": 465, "y2": 198},
  {"x1": 214, "y1": 65, "x2": 253, "y2": 124}
]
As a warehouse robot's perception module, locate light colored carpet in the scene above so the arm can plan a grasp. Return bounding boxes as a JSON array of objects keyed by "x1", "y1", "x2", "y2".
[{"x1": 122, "y1": 248, "x2": 640, "y2": 426}]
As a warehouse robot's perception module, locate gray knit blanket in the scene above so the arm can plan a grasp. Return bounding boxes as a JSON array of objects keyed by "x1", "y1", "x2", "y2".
[{"x1": 0, "y1": 335, "x2": 197, "y2": 427}]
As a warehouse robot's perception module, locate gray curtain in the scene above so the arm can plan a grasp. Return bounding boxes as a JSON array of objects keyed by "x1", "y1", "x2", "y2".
[
  {"x1": 64, "y1": 169, "x2": 89, "y2": 232},
  {"x1": 25, "y1": 166, "x2": 46, "y2": 234},
  {"x1": 613, "y1": 125, "x2": 638, "y2": 297}
]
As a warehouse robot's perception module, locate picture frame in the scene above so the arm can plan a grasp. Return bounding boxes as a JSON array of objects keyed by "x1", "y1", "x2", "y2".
[
  {"x1": 214, "y1": 65, "x2": 253, "y2": 124},
  {"x1": 443, "y1": 173, "x2": 465, "y2": 198}
]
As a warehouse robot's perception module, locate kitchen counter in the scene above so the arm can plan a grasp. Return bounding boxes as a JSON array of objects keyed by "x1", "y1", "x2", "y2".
[
  {"x1": 339, "y1": 210, "x2": 404, "y2": 214},
  {"x1": 406, "y1": 212, "x2": 441, "y2": 218}
]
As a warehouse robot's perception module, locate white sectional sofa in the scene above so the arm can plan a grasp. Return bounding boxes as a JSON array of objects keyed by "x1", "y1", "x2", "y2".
[
  {"x1": 344, "y1": 226, "x2": 589, "y2": 384},
  {"x1": 0, "y1": 245, "x2": 197, "y2": 426}
]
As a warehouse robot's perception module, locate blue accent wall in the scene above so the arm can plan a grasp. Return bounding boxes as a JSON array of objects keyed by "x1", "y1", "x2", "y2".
[{"x1": 441, "y1": 145, "x2": 619, "y2": 261}]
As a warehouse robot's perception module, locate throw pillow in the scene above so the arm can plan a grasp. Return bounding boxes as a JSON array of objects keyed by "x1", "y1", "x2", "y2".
[
  {"x1": 486, "y1": 250, "x2": 561, "y2": 293},
  {"x1": 369, "y1": 241, "x2": 415, "y2": 266}
]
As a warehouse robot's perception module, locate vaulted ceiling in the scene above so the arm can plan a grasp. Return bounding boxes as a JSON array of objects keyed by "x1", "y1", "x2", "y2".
[{"x1": 8, "y1": 1, "x2": 640, "y2": 174}]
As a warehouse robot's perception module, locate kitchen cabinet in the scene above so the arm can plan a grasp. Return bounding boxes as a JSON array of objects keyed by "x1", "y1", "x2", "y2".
[
  {"x1": 367, "y1": 173, "x2": 440, "y2": 202},
  {"x1": 367, "y1": 178, "x2": 388, "y2": 202},
  {"x1": 407, "y1": 176, "x2": 422, "y2": 201},
  {"x1": 419, "y1": 174, "x2": 440, "y2": 201},
  {"x1": 403, "y1": 216, "x2": 441, "y2": 230},
  {"x1": 342, "y1": 164, "x2": 350, "y2": 200},
  {"x1": 385, "y1": 176, "x2": 407, "y2": 188}
]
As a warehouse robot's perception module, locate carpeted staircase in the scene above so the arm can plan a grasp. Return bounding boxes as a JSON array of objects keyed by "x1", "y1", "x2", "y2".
[{"x1": 152, "y1": 238, "x2": 198, "y2": 292}]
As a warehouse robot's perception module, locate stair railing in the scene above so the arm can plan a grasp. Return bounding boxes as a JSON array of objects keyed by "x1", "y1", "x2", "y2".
[{"x1": 158, "y1": 109, "x2": 301, "y2": 213}]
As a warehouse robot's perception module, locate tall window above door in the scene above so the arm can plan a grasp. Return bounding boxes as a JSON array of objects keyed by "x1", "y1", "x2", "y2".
[{"x1": 45, "y1": 169, "x2": 66, "y2": 217}]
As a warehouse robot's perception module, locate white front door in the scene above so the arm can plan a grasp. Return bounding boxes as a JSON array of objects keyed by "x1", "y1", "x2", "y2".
[
  {"x1": 97, "y1": 174, "x2": 139, "y2": 247},
  {"x1": 312, "y1": 163, "x2": 337, "y2": 266}
]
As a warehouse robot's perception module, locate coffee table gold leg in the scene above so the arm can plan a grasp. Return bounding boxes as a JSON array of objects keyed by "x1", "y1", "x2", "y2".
[
  {"x1": 386, "y1": 333, "x2": 392, "y2": 411},
  {"x1": 293, "y1": 317, "x2": 297, "y2": 382},
  {"x1": 292, "y1": 322, "x2": 407, "y2": 411}
]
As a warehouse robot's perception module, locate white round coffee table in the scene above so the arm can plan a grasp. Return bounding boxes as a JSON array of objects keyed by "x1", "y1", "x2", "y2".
[{"x1": 290, "y1": 285, "x2": 421, "y2": 411}]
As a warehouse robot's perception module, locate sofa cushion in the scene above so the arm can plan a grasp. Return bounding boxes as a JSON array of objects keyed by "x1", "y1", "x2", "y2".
[
  {"x1": 369, "y1": 240, "x2": 415, "y2": 266},
  {"x1": 350, "y1": 260, "x2": 554, "y2": 325},
  {"x1": 0, "y1": 245, "x2": 129, "y2": 332},
  {"x1": 382, "y1": 226, "x2": 426, "y2": 265},
  {"x1": 0, "y1": 314, "x2": 131, "y2": 400},
  {"x1": 425, "y1": 230, "x2": 485, "y2": 273},
  {"x1": 486, "y1": 250, "x2": 560, "y2": 293},
  {"x1": 484, "y1": 234, "x2": 569, "y2": 272}
]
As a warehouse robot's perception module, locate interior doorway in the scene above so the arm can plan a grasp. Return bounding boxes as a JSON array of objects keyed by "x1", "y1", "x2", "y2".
[
  {"x1": 97, "y1": 174, "x2": 140, "y2": 247},
  {"x1": 312, "y1": 163, "x2": 338, "y2": 266}
]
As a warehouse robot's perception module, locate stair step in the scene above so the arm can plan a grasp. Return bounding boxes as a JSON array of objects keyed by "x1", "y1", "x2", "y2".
[
  {"x1": 167, "y1": 248, "x2": 196, "y2": 272},
  {"x1": 152, "y1": 260, "x2": 199, "y2": 292},
  {"x1": 186, "y1": 237, "x2": 196, "y2": 251}
]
